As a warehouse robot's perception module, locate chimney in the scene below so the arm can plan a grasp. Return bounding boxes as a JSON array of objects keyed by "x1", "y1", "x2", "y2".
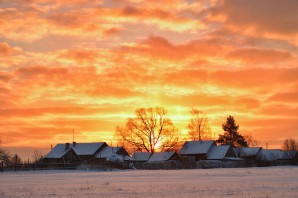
[
  {"x1": 73, "y1": 142, "x2": 76, "y2": 147},
  {"x1": 65, "y1": 143, "x2": 70, "y2": 151}
]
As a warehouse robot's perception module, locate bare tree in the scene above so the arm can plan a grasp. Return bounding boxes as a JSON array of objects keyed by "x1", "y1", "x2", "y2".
[
  {"x1": 282, "y1": 138, "x2": 297, "y2": 151},
  {"x1": 244, "y1": 133, "x2": 259, "y2": 147},
  {"x1": 0, "y1": 148, "x2": 12, "y2": 167},
  {"x1": 187, "y1": 108, "x2": 211, "y2": 141},
  {"x1": 11, "y1": 154, "x2": 22, "y2": 164},
  {"x1": 115, "y1": 107, "x2": 180, "y2": 153},
  {"x1": 32, "y1": 149, "x2": 43, "y2": 163}
]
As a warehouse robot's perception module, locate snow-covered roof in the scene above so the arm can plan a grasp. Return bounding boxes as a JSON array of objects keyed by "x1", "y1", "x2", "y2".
[
  {"x1": 95, "y1": 146, "x2": 122, "y2": 158},
  {"x1": 45, "y1": 142, "x2": 106, "y2": 158},
  {"x1": 180, "y1": 141, "x2": 215, "y2": 155},
  {"x1": 257, "y1": 149, "x2": 290, "y2": 161},
  {"x1": 239, "y1": 147, "x2": 262, "y2": 158},
  {"x1": 106, "y1": 153, "x2": 124, "y2": 163},
  {"x1": 207, "y1": 145, "x2": 231, "y2": 160},
  {"x1": 148, "y1": 152, "x2": 176, "y2": 162},
  {"x1": 283, "y1": 151, "x2": 297, "y2": 160},
  {"x1": 44, "y1": 144, "x2": 73, "y2": 159},
  {"x1": 132, "y1": 152, "x2": 152, "y2": 161},
  {"x1": 71, "y1": 142, "x2": 106, "y2": 156}
]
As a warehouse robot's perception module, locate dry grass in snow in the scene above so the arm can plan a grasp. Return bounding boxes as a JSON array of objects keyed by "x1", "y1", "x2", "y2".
[{"x1": 0, "y1": 166, "x2": 298, "y2": 197}]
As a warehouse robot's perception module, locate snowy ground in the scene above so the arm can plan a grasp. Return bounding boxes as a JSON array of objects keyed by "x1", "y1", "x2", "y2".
[{"x1": 0, "y1": 166, "x2": 298, "y2": 198}]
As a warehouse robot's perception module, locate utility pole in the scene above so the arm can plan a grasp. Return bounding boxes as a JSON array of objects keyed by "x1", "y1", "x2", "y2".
[{"x1": 73, "y1": 129, "x2": 75, "y2": 143}]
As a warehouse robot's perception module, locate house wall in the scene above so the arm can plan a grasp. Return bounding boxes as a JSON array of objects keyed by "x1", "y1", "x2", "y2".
[{"x1": 180, "y1": 154, "x2": 207, "y2": 161}]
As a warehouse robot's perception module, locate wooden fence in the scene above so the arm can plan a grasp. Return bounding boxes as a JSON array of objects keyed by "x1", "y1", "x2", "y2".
[{"x1": 1, "y1": 159, "x2": 296, "y2": 172}]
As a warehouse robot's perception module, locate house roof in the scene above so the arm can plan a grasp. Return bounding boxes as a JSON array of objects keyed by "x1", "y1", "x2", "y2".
[
  {"x1": 71, "y1": 142, "x2": 106, "y2": 156},
  {"x1": 44, "y1": 144, "x2": 73, "y2": 159},
  {"x1": 45, "y1": 142, "x2": 106, "y2": 158},
  {"x1": 207, "y1": 145, "x2": 231, "y2": 160},
  {"x1": 256, "y1": 149, "x2": 291, "y2": 161},
  {"x1": 239, "y1": 147, "x2": 262, "y2": 158},
  {"x1": 132, "y1": 152, "x2": 152, "y2": 161},
  {"x1": 148, "y1": 152, "x2": 176, "y2": 162},
  {"x1": 180, "y1": 141, "x2": 215, "y2": 155},
  {"x1": 95, "y1": 146, "x2": 122, "y2": 158}
]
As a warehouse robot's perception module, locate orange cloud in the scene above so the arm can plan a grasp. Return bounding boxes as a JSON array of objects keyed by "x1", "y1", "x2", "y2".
[
  {"x1": 0, "y1": 0, "x2": 297, "y2": 158},
  {"x1": 227, "y1": 48, "x2": 293, "y2": 65},
  {"x1": 209, "y1": 0, "x2": 298, "y2": 42}
]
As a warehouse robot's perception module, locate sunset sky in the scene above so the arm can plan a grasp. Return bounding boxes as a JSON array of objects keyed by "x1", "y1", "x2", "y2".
[{"x1": 0, "y1": 0, "x2": 297, "y2": 159}]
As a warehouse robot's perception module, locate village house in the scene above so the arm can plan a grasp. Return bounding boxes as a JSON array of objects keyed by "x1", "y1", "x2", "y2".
[
  {"x1": 132, "y1": 152, "x2": 152, "y2": 162},
  {"x1": 44, "y1": 142, "x2": 108, "y2": 164},
  {"x1": 94, "y1": 146, "x2": 131, "y2": 163},
  {"x1": 70, "y1": 142, "x2": 108, "y2": 163},
  {"x1": 237, "y1": 147, "x2": 262, "y2": 160},
  {"x1": 179, "y1": 140, "x2": 215, "y2": 161},
  {"x1": 147, "y1": 152, "x2": 182, "y2": 162},
  {"x1": 43, "y1": 143, "x2": 79, "y2": 164},
  {"x1": 206, "y1": 145, "x2": 236, "y2": 160},
  {"x1": 256, "y1": 149, "x2": 297, "y2": 166}
]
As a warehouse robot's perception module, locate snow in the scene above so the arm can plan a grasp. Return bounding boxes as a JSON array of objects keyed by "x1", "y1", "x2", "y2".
[
  {"x1": 1, "y1": 166, "x2": 298, "y2": 197},
  {"x1": 95, "y1": 146, "x2": 122, "y2": 159},
  {"x1": 71, "y1": 142, "x2": 106, "y2": 156},
  {"x1": 132, "y1": 152, "x2": 152, "y2": 161},
  {"x1": 44, "y1": 144, "x2": 72, "y2": 159},
  {"x1": 257, "y1": 149, "x2": 286, "y2": 161},
  {"x1": 148, "y1": 152, "x2": 175, "y2": 162},
  {"x1": 207, "y1": 145, "x2": 230, "y2": 160},
  {"x1": 106, "y1": 154, "x2": 124, "y2": 163},
  {"x1": 180, "y1": 140, "x2": 214, "y2": 155}
]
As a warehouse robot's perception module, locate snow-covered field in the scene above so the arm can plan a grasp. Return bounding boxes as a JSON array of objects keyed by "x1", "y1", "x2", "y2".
[{"x1": 1, "y1": 166, "x2": 298, "y2": 198}]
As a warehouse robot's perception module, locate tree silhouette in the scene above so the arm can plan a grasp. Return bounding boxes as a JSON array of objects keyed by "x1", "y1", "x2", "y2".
[
  {"x1": 217, "y1": 115, "x2": 248, "y2": 147},
  {"x1": 12, "y1": 154, "x2": 22, "y2": 164},
  {"x1": 115, "y1": 107, "x2": 180, "y2": 153},
  {"x1": 187, "y1": 108, "x2": 211, "y2": 141},
  {"x1": 282, "y1": 138, "x2": 297, "y2": 151}
]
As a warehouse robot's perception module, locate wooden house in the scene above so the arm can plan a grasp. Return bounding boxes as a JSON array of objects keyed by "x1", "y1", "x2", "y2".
[
  {"x1": 94, "y1": 146, "x2": 131, "y2": 162},
  {"x1": 132, "y1": 152, "x2": 152, "y2": 162},
  {"x1": 180, "y1": 141, "x2": 215, "y2": 161},
  {"x1": 43, "y1": 143, "x2": 79, "y2": 164},
  {"x1": 206, "y1": 145, "x2": 236, "y2": 160},
  {"x1": 148, "y1": 152, "x2": 182, "y2": 162},
  {"x1": 71, "y1": 142, "x2": 107, "y2": 162},
  {"x1": 238, "y1": 147, "x2": 262, "y2": 160}
]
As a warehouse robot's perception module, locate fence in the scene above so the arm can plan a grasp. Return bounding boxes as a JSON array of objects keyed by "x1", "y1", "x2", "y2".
[
  {"x1": 0, "y1": 161, "x2": 126, "y2": 172},
  {"x1": 1, "y1": 159, "x2": 296, "y2": 172},
  {"x1": 0, "y1": 162, "x2": 79, "y2": 172}
]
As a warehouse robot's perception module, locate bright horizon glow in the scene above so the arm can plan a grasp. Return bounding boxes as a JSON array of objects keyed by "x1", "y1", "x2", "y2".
[{"x1": 0, "y1": 0, "x2": 298, "y2": 160}]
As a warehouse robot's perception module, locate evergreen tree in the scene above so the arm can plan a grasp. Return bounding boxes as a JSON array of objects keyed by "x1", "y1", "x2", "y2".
[{"x1": 217, "y1": 115, "x2": 248, "y2": 147}]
